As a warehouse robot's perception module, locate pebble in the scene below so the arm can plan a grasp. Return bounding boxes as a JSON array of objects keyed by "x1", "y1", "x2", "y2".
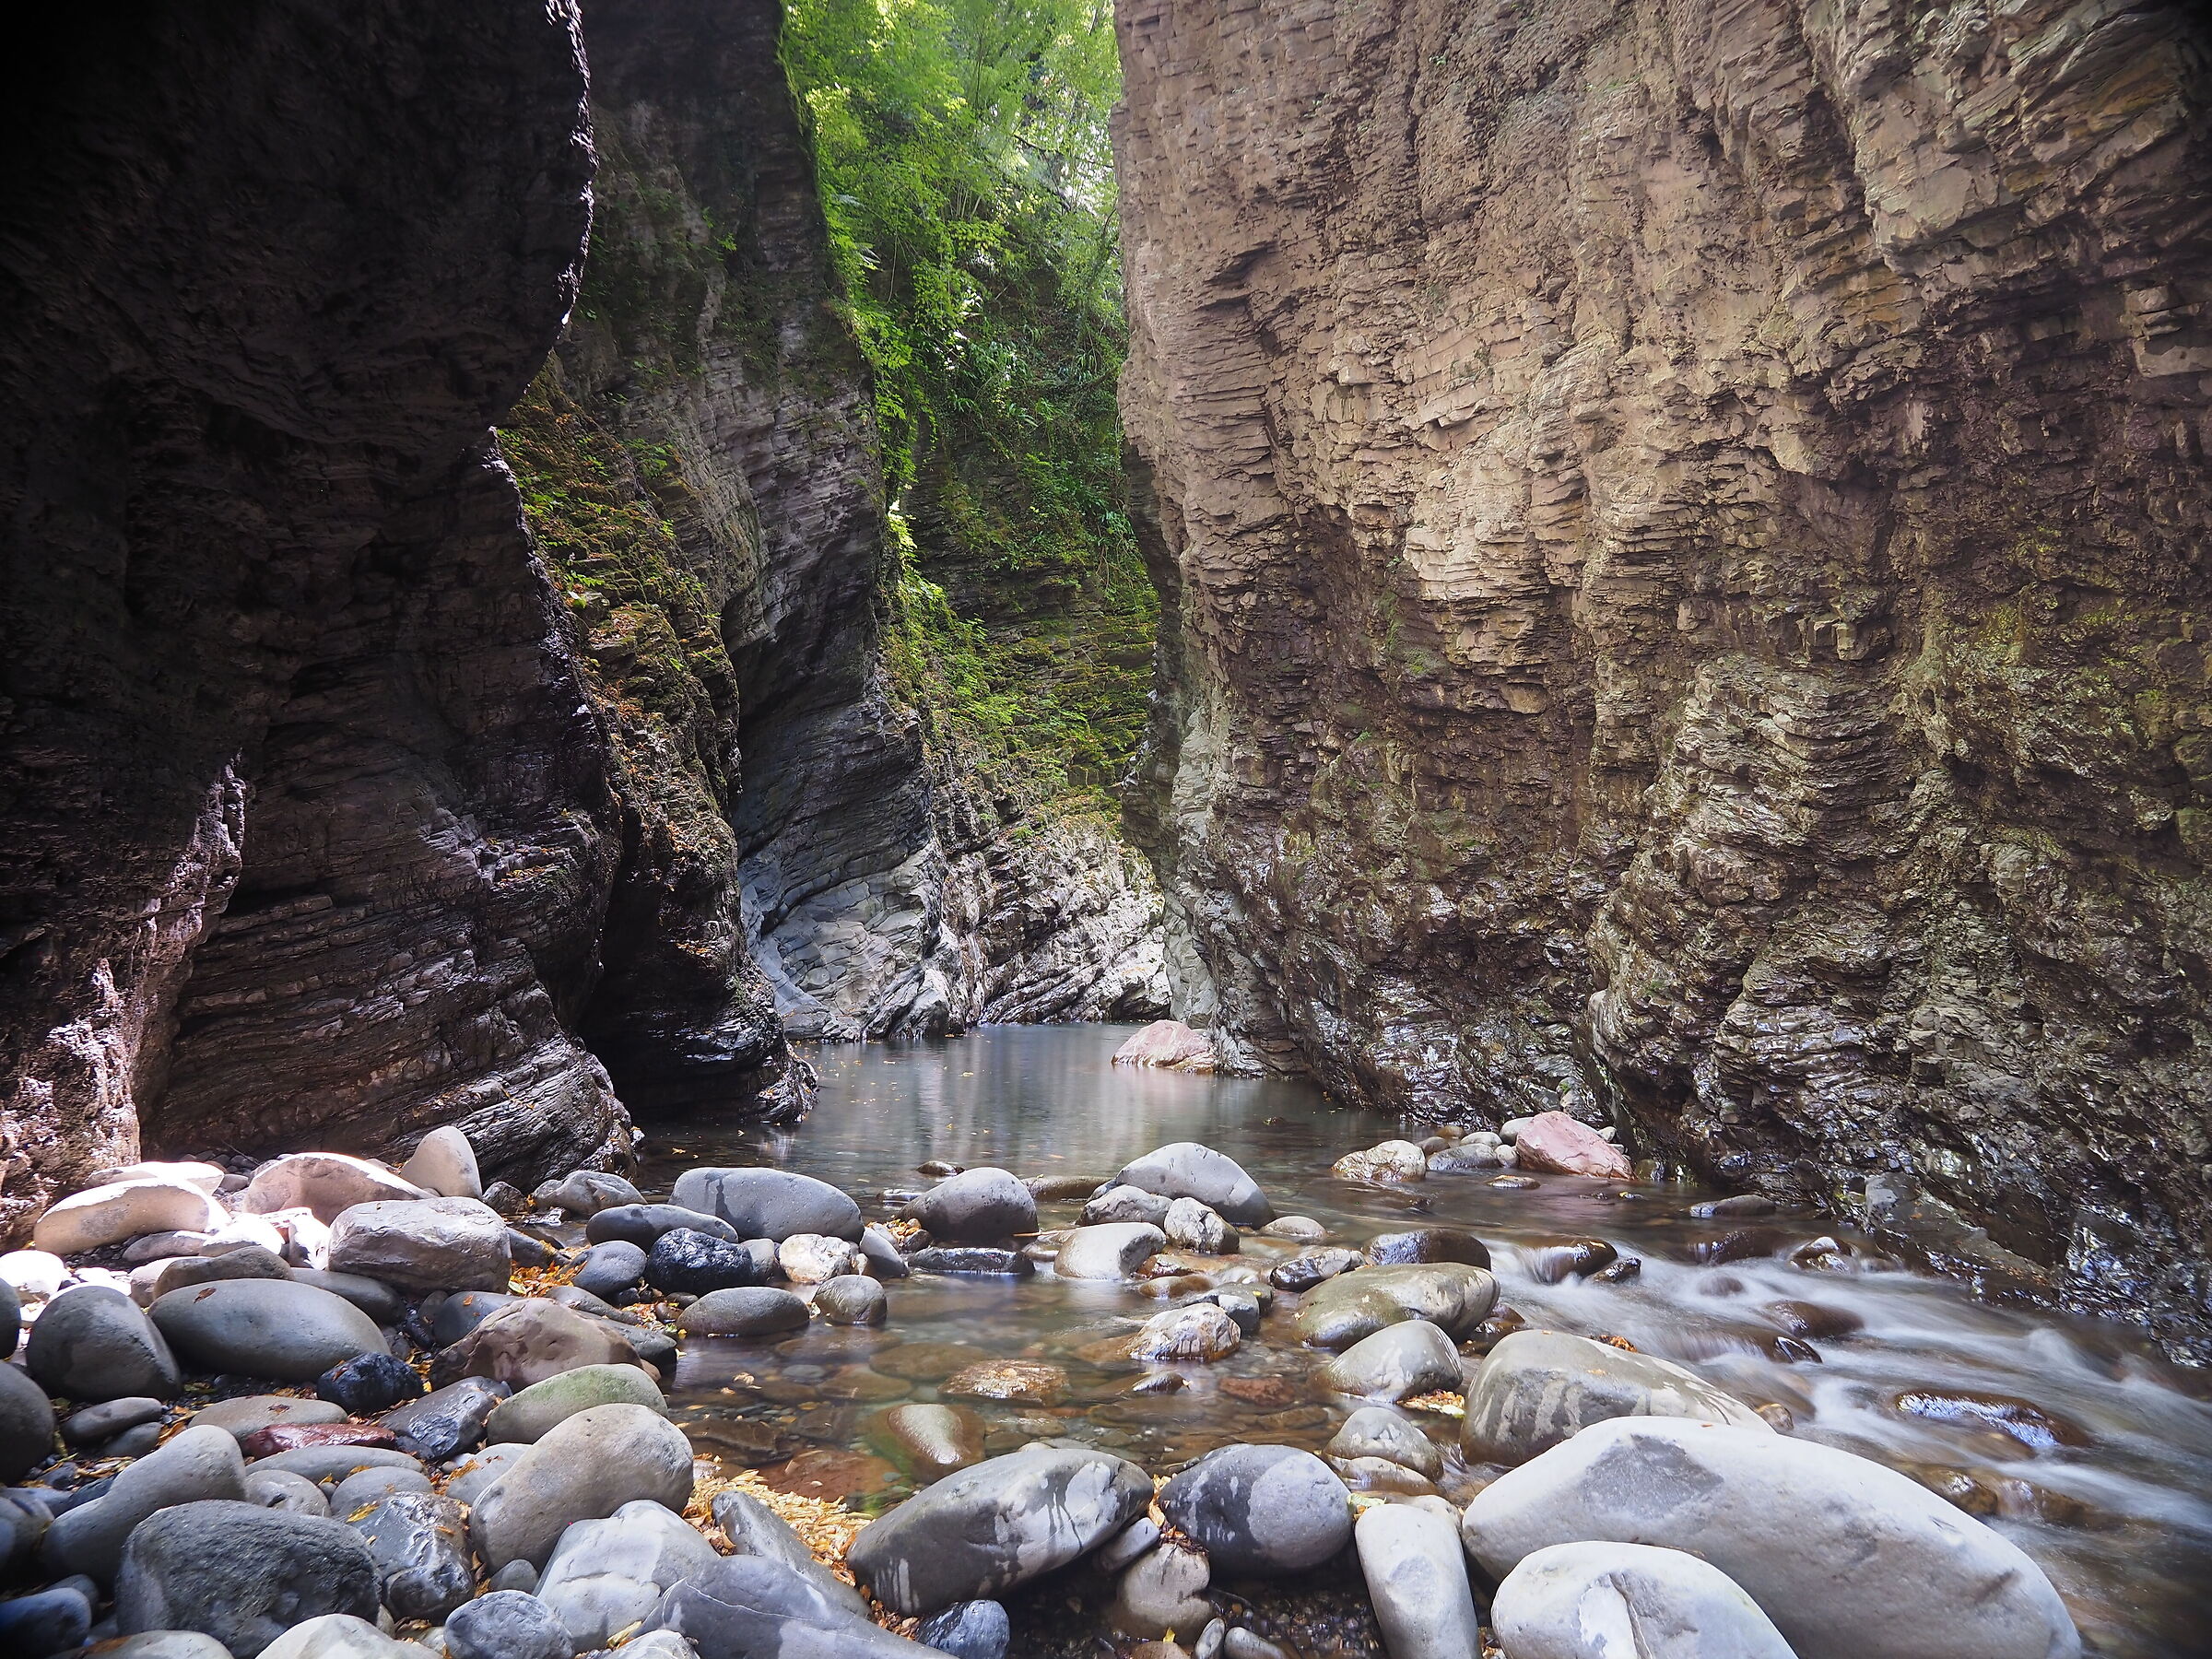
[
  {"x1": 536, "y1": 1497, "x2": 724, "y2": 1648},
  {"x1": 42, "y1": 1423, "x2": 246, "y2": 1583},
  {"x1": 1095, "y1": 1514, "x2": 1160, "y2": 1571},
  {"x1": 113, "y1": 1498, "x2": 378, "y2": 1653},
  {"x1": 398, "y1": 1127, "x2": 481, "y2": 1201},
  {"x1": 349, "y1": 1490, "x2": 474, "y2": 1620},
  {"x1": 61, "y1": 1394, "x2": 166, "y2": 1449},
  {"x1": 858, "y1": 1224, "x2": 911, "y2": 1279},
  {"x1": 25, "y1": 1285, "x2": 182, "y2": 1402},
  {"x1": 149, "y1": 1277, "x2": 385, "y2": 1382},
  {"x1": 1054, "y1": 1222, "x2": 1166, "y2": 1280},
  {"x1": 486, "y1": 1363, "x2": 667, "y2": 1443},
  {"x1": 1159, "y1": 1444, "x2": 1351, "y2": 1577},
  {"x1": 677, "y1": 1287, "x2": 811, "y2": 1337},
  {"x1": 1, "y1": 1361, "x2": 59, "y2": 1482},
  {"x1": 1355, "y1": 1502, "x2": 1479, "y2": 1659},
  {"x1": 469, "y1": 1403, "x2": 695, "y2": 1571},
  {"x1": 942, "y1": 1359, "x2": 1068, "y2": 1405},
  {"x1": 0, "y1": 1583, "x2": 91, "y2": 1657},
  {"x1": 0, "y1": 1275, "x2": 18, "y2": 1359},
  {"x1": 647, "y1": 1229, "x2": 767, "y2": 1295},
  {"x1": 317, "y1": 1351, "x2": 427, "y2": 1414},
  {"x1": 1, "y1": 1249, "x2": 68, "y2": 1301},
  {"x1": 669, "y1": 1168, "x2": 863, "y2": 1242},
  {"x1": 777, "y1": 1233, "x2": 860, "y2": 1284},
  {"x1": 445, "y1": 1592, "x2": 574, "y2": 1659},
  {"x1": 1491, "y1": 1540, "x2": 1794, "y2": 1659},
  {"x1": 903, "y1": 1167, "x2": 1037, "y2": 1244},
  {"x1": 325, "y1": 1197, "x2": 510, "y2": 1294},
  {"x1": 815, "y1": 1274, "x2": 888, "y2": 1324}
]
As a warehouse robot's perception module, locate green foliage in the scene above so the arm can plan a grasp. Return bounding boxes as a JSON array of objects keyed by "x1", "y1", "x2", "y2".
[{"x1": 783, "y1": 0, "x2": 1154, "y2": 810}]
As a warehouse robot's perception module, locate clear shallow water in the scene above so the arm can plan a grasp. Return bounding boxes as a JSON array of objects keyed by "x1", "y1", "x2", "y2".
[{"x1": 639, "y1": 1024, "x2": 2212, "y2": 1657}]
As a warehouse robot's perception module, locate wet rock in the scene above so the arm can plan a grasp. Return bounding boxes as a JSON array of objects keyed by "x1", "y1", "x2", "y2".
[
  {"x1": 470, "y1": 1403, "x2": 694, "y2": 1571},
  {"x1": 1130, "y1": 1303, "x2": 1241, "y2": 1362},
  {"x1": 915, "y1": 1600, "x2": 1009, "y2": 1659},
  {"x1": 537, "y1": 1497, "x2": 722, "y2": 1649},
  {"x1": 34, "y1": 1179, "x2": 229, "y2": 1256},
  {"x1": 241, "y1": 1420, "x2": 400, "y2": 1461},
  {"x1": 327, "y1": 1463, "x2": 429, "y2": 1514},
  {"x1": 1267, "y1": 1248, "x2": 1362, "y2": 1293},
  {"x1": 347, "y1": 1490, "x2": 472, "y2": 1621},
  {"x1": 1462, "y1": 1331, "x2": 1770, "y2": 1465},
  {"x1": 1890, "y1": 1389, "x2": 2085, "y2": 1452},
  {"x1": 1355, "y1": 1502, "x2": 1478, "y2": 1659},
  {"x1": 1083, "y1": 1186, "x2": 1173, "y2": 1227},
  {"x1": 585, "y1": 1205, "x2": 738, "y2": 1249},
  {"x1": 814, "y1": 1275, "x2": 888, "y2": 1325},
  {"x1": 1525, "y1": 1239, "x2": 1619, "y2": 1283},
  {"x1": 151, "y1": 1277, "x2": 385, "y2": 1382},
  {"x1": 777, "y1": 1234, "x2": 860, "y2": 1285},
  {"x1": 1256, "y1": 1217, "x2": 1326, "y2": 1242},
  {"x1": 1695, "y1": 1229, "x2": 1791, "y2": 1266},
  {"x1": 1111, "y1": 1145, "x2": 1272, "y2": 1226},
  {"x1": 111, "y1": 1498, "x2": 376, "y2": 1656},
  {"x1": 324, "y1": 1197, "x2": 508, "y2": 1294},
  {"x1": 436, "y1": 1300, "x2": 642, "y2": 1389},
  {"x1": 670, "y1": 1169, "x2": 863, "y2": 1243},
  {"x1": 1761, "y1": 1300, "x2": 1863, "y2": 1340},
  {"x1": 574, "y1": 1241, "x2": 650, "y2": 1301},
  {"x1": 849, "y1": 1445, "x2": 1151, "y2": 1615},
  {"x1": 1324, "y1": 1406, "x2": 1443, "y2": 1477},
  {"x1": 1055, "y1": 1222, "x2": 1166, "y2": 1280},
  {"x1": 1691, "y1": 1194, "x2": 1778, "y2": 1219},
  {"x1": 1428, "y1": 1145, "x2": 1504, "y2": 1174},
  {"x1": 650, "y1": 1556, "x2": 924, "y2": 1659},
  {"x1": 1462, "y1": 1417, "x2": 2080, "y2": 1659},
  {"x1": 244, "y1": 1467, "x2": 329, "y2": 1514},
  {"x1": 444, "y1": 1443, "x2": 529, "y2": 1505},
  {"x1": 1491, "y1": 1541, "x2": 1794, "y2": 1658},
  {"x1": 904, "y1": 1168, "x2": 1036, "y2": 1245},
  {"x1": 1319, "y1": 1319, "x2": 1462, "y2": 1400},
  {"x1": 1489, "y1": 1175, "x2": 1539, "y2": 1191},
  {"x1": 1288, "y1": 1262, "x2": 1497, "y2": 1350},
  {"x1": 1112, "y1": 1539, "x2": 1213, "y2": 1639},
  {"x1": 677, "y1": 1288, "x2": 810, "y2": 1337},
  {"x1": 710, "y1": 1487, "x2": 870, "y2": 1618},
  {"x1": 1364, "y1": 1228, "x2": 1489, "y2": 1268},
  {"x1": 1512, "y1": 1113, "x2": 1632, "y2": 1179},
  {"x1": 194, "y1": 1394, "x2": 349, "y2": 1441},
  {"x1": 484, "y1": 1363, "x2": 665, "y2": 1444},
  {"x1": 1, "y1": 1362, "x2": 59, "y2": 1482},
  {"x1": 382, "y1": 1378, "x2": 507, "y2": 1459},
  {"x1": 1163, "y1": 1198, "x2": 1237, "y2": 1254},
  {"x1": 943, "y1": 1359, "x2": 1068, "y2": 1405},
  {"x1": 317, "y1": 1352, "x2": 425, "y2": 1415},
  {"x1": 910, "y1": 1246, "x2": 1031, "y2": 1277},
  {"x1": 0, "y1": 1584, "x2": 92, "y2": 1657},
  {"x1": 1112, "y1": 1020, "x2": 1216, "y2": 1069},
  {"x1": 60, "y1": 1394, "x2": 164, "y2": 1448},
  {"x1": 1159, "y1": 1444, "x2": 1350, "y2": 1577},
  {"x1": 444, "y1": 1591, "x2": 571, "y2": 1659},
  {"x1": 1331, "y1": 1142, "x2": 1428, "y2": 1182},
  {"x1": 1203, "y1": 1285, "x2": 1265, "y2": 1335},
  {"x1": 857, "y1": 1224, "x2": 911, "y2": 1279},
  {"x1": 239, "y1": 1157, "x2": 427, "y2": 1225},
  {"x1": 430, "y1": 1289, "x2": 516, "y2": 1345},
  {"x1": 148, "y1": 1245, "x2": 294, "y2": 1302},
  {"x1": 26, "y1": 1286, "x2": 182, "y2": 1401},
  {"x1": 1591, "y1": 1256, "x2": 1641, "y2": 1284},
  {"x1": 871, "y1": 1404, "x2": 987, "y2": 1482},
  {"x1": 535, "y1": 1171, "x2": 646, "y2": 1218},
  {"x1": 391, "y1": 1127, "x2": 479, "y2": 1202},
  {"x1": 646, "y1": 1230, "x2": 766, "y2": 1296}
]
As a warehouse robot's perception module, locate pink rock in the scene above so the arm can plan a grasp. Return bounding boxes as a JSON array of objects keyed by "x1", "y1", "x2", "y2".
[
  {"x1": 1112, "y1": 1019, "x2": 1216, "y2": 1071},
  {"x1": 1512, "y1": 1112, "x2": 1631, "y2": 1179}
]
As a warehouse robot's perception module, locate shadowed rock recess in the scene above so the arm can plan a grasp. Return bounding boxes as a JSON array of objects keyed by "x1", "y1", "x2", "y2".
[
  {"x1": 1117, "y1": 0, "x2": 2212, "y2": 1356},
  {"x1": 0, "y1": 0, "x2": 1161, "y2": 1236}
]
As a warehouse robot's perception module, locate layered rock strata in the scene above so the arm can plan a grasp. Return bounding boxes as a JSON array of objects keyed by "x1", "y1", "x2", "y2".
[{"x1": 1117, "y1": 0, "x2": 2212, "y2": 1355}]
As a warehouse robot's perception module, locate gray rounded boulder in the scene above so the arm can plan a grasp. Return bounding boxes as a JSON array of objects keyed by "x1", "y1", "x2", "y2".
[
  {"x1": 1158, "y1": 1443, "x2": 1351, "y2": 1577},
  {"x1": 670, "y1": 1168, "x2": 862, "y2": 1242},
  {"x1": 1319, "y1": 1319, "x2": 1464, "y2": 1400},
  {"x1": 325, "y1": 1196, "x2": 509, "y2": 1293},
  {"x1": 486, "y1": 1362, "x2": 667, "y2": 1443},
  {"x1": 903, "y1": 1167, "x2": 1036, "y2": 1245},
  {"x1": 150, "y1": 1277, "x2": 385, "y2": 1382},
  {"x1": 0, "y1": 1359, "x2": 56, "y2": 1482},
  {"x1": 43, "y1": 1423, "x2": 246, "y2": 1583},
  {"x1": 1492, "y1": 1540, "x2": 1796, "y2": 1659},
  {"x1": 25, "y1": 1285, "x2": 181, "y2": 1402},
  {"x1": 1461, "y1": 1329, "x2": 1770, "y2": 1465},
  {"x1": 469, "y1": 1402, "x2": 696, "y2": 1571},
  {"x1": 1111, "y1": 1143, "x2": 1273, "y2": 1225},
  {"x1": 114, "y1": 1497, "x2": 377, "y2": 1656}
]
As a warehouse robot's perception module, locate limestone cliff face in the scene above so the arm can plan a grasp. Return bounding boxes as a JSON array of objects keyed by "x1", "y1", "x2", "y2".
[{"x1": 1118, "y1": 0, "x2": 2212, "y2": 1354}]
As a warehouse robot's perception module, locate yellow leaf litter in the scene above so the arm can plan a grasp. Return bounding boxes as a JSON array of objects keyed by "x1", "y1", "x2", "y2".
[{"x1": 685, "y1": 1463, "x2": 920, "y2": 1635}]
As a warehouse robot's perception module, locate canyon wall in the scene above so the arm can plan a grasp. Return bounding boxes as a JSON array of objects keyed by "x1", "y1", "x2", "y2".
[{"x1": 1118, "y1": 0, "x2": 2212, "y2": 1356}]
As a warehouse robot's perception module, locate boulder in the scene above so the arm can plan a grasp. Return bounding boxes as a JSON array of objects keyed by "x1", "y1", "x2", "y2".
[
  {"x1": 326, "y1": 1197, "x2": 508, "y2": 1294},
  {"x1": 677, "y1": 1287, "x2": 811, "y2": 1337},
  {"x1": 1112, "y1": 1539, "x2": 1213, "y2": 1639},
  {"x1": 1267, "y1": 1247, "x2": 1363, "y2": 1293},
  {"x1": 903, "y1": 1168, "x2": 1036, "y2": 1244},
  {"x1": 1288, "y1": 1262, "x2": 1497, "y2": 1350},
  {"x1": 537, "y1": 1497, "x2": 724, "y2": 1648},
  {"x1": 398, "y1": 1128, "x2": 481, "y2": 1201},
  {"x1": 1111, "y1": 1019, "x2": 1215, "y2": 1069},
  {"x1": 916, "y1": 1601, "x2": 1010, "y2": 1659},
  {"x1": 1318, "y1": 1319, "x2": 1463, "y2": 1400},
  {"x1": 1111, "y1": 1144, "x2": 1272, "y2": 1225},
  {"x1": 1324, "y1": 1406, "x2": 1443, "y2": 1478},
  {"x1": 1159, "y1": 1444, "x2": 1350, "y2": 1577},
  {"x1": 859, "y1": 1224, "x2": 911, "y2": 1279},
  {"x1": 0, "y1": 1359, "x2": 57, "y2": 1482},
  {"x1": 777, "y1": 1234, "x2": 860, "y2": 1285},
  {"x1": 910, "y1": 1246, "x2": 1030, "y2": 1276},
  {"x1": 574, "y1": 1241, "x2": 650, "y2": 1300},
  {"x1": 382, "y1": 1376, "x2": 508, "y2": 1459},
  {"x1": 651, "y1": 1555, "x2": 931, "y2": 1659},
  {"x1": 33, "y1": 1179, "x2": 228, "y2": 1256},
  {"x1": 192, "y1": 1394, "x2": 348, "y2": 1441},
  {"x1": 0, "y1": 1585, "x2": 92, "y2": 1658},
  {"x1": 1053, "y1": 1223, "x2": 1165, "y2": 1280},
  {"x1": 348, "y1": 1490, "x2": 473, "y2": 1621},
  {"x1": 584, "y1": 1204, "x2": 738, "y2": 1248},
  {"x1": 815, "y1": 1274, "x2": 888, "y2": 1325},
  {"x1": 1162, "y1": 1198, "x2": 1236, "y2": 1254},
  {"x1": 1364, "y1": 1228, "x2": 1490, "y2": 1268},
  {"x1": 434, "y1": 1299, "x2": 641, "y2": 1389},
  {"x1": 487, "y1": 1363, "x2": 667, "y2": 1443},
  {"x1": 244, "y1": 1467, "x2": 330, "y2": 1514},
  {"x1": 316, "y1": 1352, "x2": 425, "y2": 1414},
  {"x1": 25, "y1": 1285, "x2": 181, "y2": 1401},
  {"x1": 1354, "y1": 1502, "x2": 1479, "y2": 1659},
  {"x1": 847, "y1": 1446, "x2": 1152, "y2": 1616},
  {"x1": 1129, "y1": 1303, "x2": 1241, "y2": 1362},
  {"x1": 535, "y1": 1170, "x2": 647, "y2": 1217},
  {"x1": 469, "y1": 1403, "x2": 695, "y2": 1571},
  {"x1": 711, "y1": 1488, "x2": 870, "y2": 1618},
  {"x1": 1461, "y1": 1331, "x2": 1770, "y2": 1465},
  {"x1": 238, "y1": 1156, "x2": 427, "y2": 1224},
  {"x1": 150, "y1": 1278, "x2": 384, "y2": 1382},
  {"x1": 44, "y1": 1426, "x2": 246, "y2": 1583},
  {"x1": 257, "y1": 1615, "x2": 413, "y2": 1659},
  {"x1": 1491, "y1": 1540, "x2": 1795, "y2": 1659},
  {"x1": 1460, "y1": 1417, "x2": 2080, "y2": 1659},
  {"x1": 646, "y1": 1230, "x2": 766, "y2": 1295},
  {"x1": 61, "y1": 1394, "x2": 164, "y2": 1447},
  {"x1": 1330, "y1": 1142, "x2": 1428, "y2": 1182},
  {"x1": 669, "y1": 1169, "x2": 862, "y2": 1242},
  {"x1": 1081, "y1": 1186, "x2": 1171, "y2": 1228},
  {"x1": 1512, "y1": 1112, "x2": 1632, "y2": 1179},
  {"x1": 444, "y1": 1592, "x2": 572, "y2": 1659},
  {"x1": 288, "y1": 1269, "x2": 406, "y2": 1325},
  {"x1": 149, "y1": 1245, "x2": 293, "y2": 1302}
]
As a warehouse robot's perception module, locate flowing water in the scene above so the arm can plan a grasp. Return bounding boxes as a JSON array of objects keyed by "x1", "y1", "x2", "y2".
[{"x1": 639, "y1": 1025, "x2": 2212, "y2": 1658}]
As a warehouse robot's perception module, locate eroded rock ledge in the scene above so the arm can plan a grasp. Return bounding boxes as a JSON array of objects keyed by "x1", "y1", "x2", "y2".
[{"x1": 1117, "y1": 0, "x2": 2212, "y2": 1355}]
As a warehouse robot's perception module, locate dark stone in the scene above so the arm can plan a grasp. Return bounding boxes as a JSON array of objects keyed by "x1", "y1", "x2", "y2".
[
  {"x1": 1591, "y1": 1256, "x2": 1642, "y2": 1284},
  {"x1": 1268, "y1": 1248, "x2": 1362, "y2": 1292},
  {"x1": 574, "y1": 1241, "x2": 650, "y2": 1300},
  {"x1": 646, "y1": 1229, "x2": 767, "y2": 1295},
  {"x1": 902, "y1": 1169, "x2": 1036, "y2": 1246},
  {"x1": 669, "y1": 1170, "x2": 863, "y2": 1243},
  {"x1": 652, "y1": 1554, "x2": 924, "y2": 1659},
  {"x1": 908, "y1": 1248, "x2": 1031, "y2": 1277},
  {"x1": 113, "y1": 1499, "x2": 378, "y2": 1657},
  {"x1": 350, "y1": 1490, "x2": 475, "y2": 1622},
  {"x1": 446, "y1": 1589, "x2": 573, "y2": 1659},
  {"x1": 0, "y1": 1584, "x2": 90, "y2": 1657},
  {"x1": 1691, "y1": 1194, "x2": 1779, "y2": 1219},
  {"x1": 1526, "y1": 1240, "x2": 1619, "y2": 1283},
  {"x1": 915, "y1": 1599, "x2": 1010, "y2": 1659},
  {"x1": 23, "y1": 1288, "x2": 181, "y2": 1404},
  {"x1": 1364, "y1": 1229, "x2": 1491, "y2": 1269},
  {"x1": 586, "y1": 1205, "x2": 741, "y2": 1249},
  {"x1": 0, "y1": 1279, "x2": 18, "y2": 1360},
  {"x1": 431, "y1": 1290, "x2": 517, "y2": 1347},
  {"x1": 316, "y1": 1351, "x2": 427, "y2": 1415},
  {"x1": 0, "y1": 1363, "x2": 58, "y2": 1484},
  {"x1": 1158, "y1": 1444, "x2": 1351, "y2": 1577}
]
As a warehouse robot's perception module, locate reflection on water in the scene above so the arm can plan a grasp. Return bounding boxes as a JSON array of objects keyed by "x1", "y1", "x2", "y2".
[{"x1": 638, "y1": 1025, "x2": 2212, "y2": 1658}]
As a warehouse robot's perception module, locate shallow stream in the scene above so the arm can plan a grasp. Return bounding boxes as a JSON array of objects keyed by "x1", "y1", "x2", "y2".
[{"x1": 640, "y1": 1025, "x2": 2212, "y2": 1658}]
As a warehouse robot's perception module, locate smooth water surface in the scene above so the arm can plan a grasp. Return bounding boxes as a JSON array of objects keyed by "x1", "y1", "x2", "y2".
[{"x1": 639, "y1": 1025, "x2": 2212, "y2": 1657}]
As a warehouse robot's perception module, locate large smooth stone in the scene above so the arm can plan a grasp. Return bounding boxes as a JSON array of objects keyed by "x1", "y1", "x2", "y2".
[
  {"x1": 85, "y1": 1636, "x2": 235, "y2": 1659},
  {"x1": 1325, "y1": 1406, "x2": 1443, "y2": 1478},
  {"x1": 348, "y1": 1490, "x2": 473, "y2": 1621},
  {"x1": 677, "y1": 1287, "x2": 810, "y2": 1337},
  {"x1": 192, "y1": 1393, "x2": 348, "y2": 1441},
  {"x1": 1288, "y1": 1262, "x2": 1497, "y2": 1350},
  {"x1": 248, "y1": 1446, "x2": 425, "y2": 1488},
  {"x1": 0, "y1": 1585, "x2": 92, "y2": 1659},
  {"x1": 116, "y1": 1500, "x2": 378, "y2": 1654},
  {"x1": 149, "y1": 1246, "x2": 292, "y2": 1303},
  {"x1": 712, "y1": 1488, "x2": 871, "y2": 1618},
  {"x1": 1082, "y1": 1186, "x2": 1171, "y2": 1227},
  {"x1": 150, "y1": 1278, "x2": 384, "y2": 1382},
  {"x1": 487, "y1": 1363, "x2": 666, "y2": 1443},
  {"x1": 1159, "y1": 1444, "x2": 1351, "y2": 1576},
  {"x1": 848, "y1": 1446, "x2": 1151, "y2": 1616},
  {"x1": 1053, "y1": 1223, "x2": 1165, "y2": 1280},
  {"x1": 444, "y1": 1442, "x2": 529, "y2": 1505},
  {"x1": 45, "y1": 1426, "x2": 246, "y2": 1583},
  {"x1": 574, "y1": 1240, "x2": 650, "y2": 1300},
  {"x1": 257, "y1": 1614, "x2": 415, "y2": 1659},
  {"x1": 25, "y1": 1285, "x2": 182, "y2": 1401},
  {"x1": 469, "y1": 1403, "x2": 695, "y2": 1571},
  {"x1": 536, "y1": 1171, "x2": 647, "y2": 1217},
  {"x1": 1461, "y1": 1417, "x2": 2080, "y2": 1659},
  {"x1": 903, "y1": 1168, "x2": 1036, "y2": 1245},
  {"x1": 869, "y1": 1404, "x2": 987, "y2": 1483},
  {"x1": 777, "y1": 1234, "x2": 860, "y2": 1285},
  {"x1": 326, "y1": 1197, "x2": 508, "y2": 1294},
  {"x1": 1162, "y1": 1197, "x2": 1237, "y2": 1254},
  {"x1": 653, "y1": 1555, "x2": 928, "y2": 1659},
  {"x1": 88, "y1": 1160, "x2": 227, "y2": 1194},
  {"x1": 584, "y1": 1204, "x2": 739, "y2": 1248},
  {"x1": 288, "y1": 1269, "x2": 406, "y2": 1326},
  {"x1": 538, "y1": 1497, "x2": 724, "y2": 1647},
  {"x1": 815, "y1": 1274, "x2": 888, "y2": 1325},
  {"x1": 398, "y1": 1128, "x2": 481, "y2": 1201},
  {"x1": 1492, "y1": 1540, "x2": 1796, "y2": 1659},
  {"x1": 382, "y1": 1376, "x2": 507, "y2": 1459},
  {"x1": 1364, "y1": 1228, "x2": 1490, "y2": 1268},
  {"x1": 670, "y1": 1169, "x2": 863, "y2": 1242},
  {"x1": 1512, "y1": 1112, "x2": 1632, "y2": 1179},
  {"x1": 0, "y1": 1358, "x2": 57, "y2": 1481},
  {"x1": 916, "y1": 1601, "x2": 1010, "y2": 1659},
  {"x1": 1461, "y1": 1330, "x2": 1770, "y2": 1465},
  {"x1": 1129, "y1": 1303, "x2": 1241, "y2": 1362},
  {"x1": 646, "y1": 1230, "x2": 767, "y2": 1295},
  {"x1": 1111, "y1": 1144, "x2": 1273, "y2": 1225},
  {"x1": 1355, "y1": 1501, "x2": 1479, "y2": 1659},
  {"x1": 34, "y1": 1180, "x2": 228, "y2": 1256},
  {"x1": 239, "y1": 1156, "x2": 427, "y2": 1224},
  {"x1": 434, "y1": 1298, "x2": 641, "y2": 1388},
  {"x1": 1320, "y1": 1319, "x2": 1464, "y2": 1400},
  {"x1": 444, "y1": 1591, "x2": 571, "y2": 1659}
]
